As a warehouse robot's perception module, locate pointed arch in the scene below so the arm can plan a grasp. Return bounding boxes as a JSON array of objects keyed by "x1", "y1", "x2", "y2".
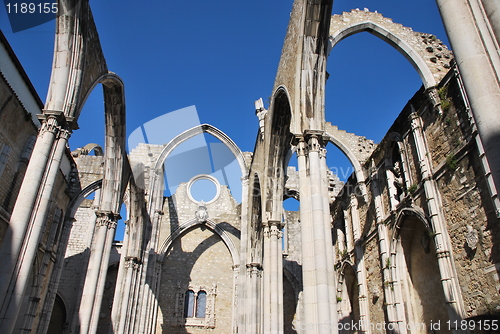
[
  {"x1": 329, "y1": 11, "x2": 453, "y2": 89},
  {"x1": 157, "y1": 218, "x2": 240, "y2": 267},
  {"x1": 265, "y1": 86, "x2": 293, "y2": 219},
  {"x1": 153, "y1": 124, "x2": 247, "y2": 177}
]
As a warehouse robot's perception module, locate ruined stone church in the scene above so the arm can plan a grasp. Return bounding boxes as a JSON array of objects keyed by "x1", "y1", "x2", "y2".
[{"x1": 0, "y1": 0, "x2": 499, "y2": 333}]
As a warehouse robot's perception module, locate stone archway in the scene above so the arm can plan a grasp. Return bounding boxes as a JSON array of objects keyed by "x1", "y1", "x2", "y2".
[
  {"x1": 392, "y1": 210, "x2": 450, "y2": 333},
  {"x1": 337, "y1": 263, "x2": 360, "y2": 332},
  {"x1": 329, "y1": 9, "x2": 453, "y2": 89}
]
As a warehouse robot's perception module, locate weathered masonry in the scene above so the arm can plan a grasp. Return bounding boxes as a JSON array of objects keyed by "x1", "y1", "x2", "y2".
[{"x1": 0, "y1": 0, "x2": 499, "y2": 333}]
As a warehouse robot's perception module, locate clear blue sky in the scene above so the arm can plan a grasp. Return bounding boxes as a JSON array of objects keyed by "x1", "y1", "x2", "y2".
[
  {"x1": 1, "y1": 0, "x2": 449, "y2": 151},
  {"x1": 1, "y1": 0, "x2": 450, "y2": 232}
]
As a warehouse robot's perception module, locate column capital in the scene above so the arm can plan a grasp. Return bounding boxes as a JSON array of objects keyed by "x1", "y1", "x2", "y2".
[
  {"x1": 246, "y1": 263, "x2": 262, "y2": 277},
  {"x1": 408, "y1": 112, "x2": 422, "y2": 130},
  {"x1": 292, "y1": 135, "x2": 307, "y2": 157},
  {"x1": 264, "y1": 220, "x2": 283, "y2": 238},
  {"x1": 38, "y1": 111, "x2": 62, "y2": 135},
  {"x1": 124, "y1": 256, "x2": 141, "y2": 269},
  {"x1": 303, "y1": 130, "x2": 326, "y2": 153},
  {"x1": 57, "y1": 128, "x2": 72, "y2": 140},
  {"x1": 95, "y1": 210, "x2": 121, "y2": 229}
]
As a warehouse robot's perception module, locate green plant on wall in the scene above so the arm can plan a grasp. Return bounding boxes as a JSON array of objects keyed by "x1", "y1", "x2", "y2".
[
  {"x1": 446, "y1": 154, "x2": 458, "y2": 170},
  {"x1": 438, "y1": 85, "x2": 448, "y2": 100},
  {"x1": 438, "y1": 85, "x2": 451, "y2": 113},
  {"x1": 441, "y1": 99, "x2": 451, "y2": 113},
  {"x1": 408, "y1": 183, "x2": 418, "y2": 195}
]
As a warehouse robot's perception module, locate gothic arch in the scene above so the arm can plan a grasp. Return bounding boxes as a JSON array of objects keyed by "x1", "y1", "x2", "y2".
[
  {"x1": 265, "y1": 87, "x2": 292, "y2": 219},
  {"x1": 337, "y1": 261, "x2": 360, "y2": 327},
  {"x1": 66, "y1": 179, "x2": 103, "y2": 218},
  {"x1": 249, "y1": 172, "x2": 264, "y2": 264},
  {"x1": 153, "y1": 124, "x2": 248, "y2": 176},
  {"x1": 45, "y1": 0, "x2": 108, "y2": 121},
  {"x1": 324, "y1": 131, "x2": 365, "y2": 189},
  {"x1": 329, "y1": 10, "x2": 453, "y2": 88},
  {"x1": 391, "y1": 207, "x2": 432, "y2": 242},
  {"x1": 157, "y1": 218, "x2": 240, "y2": 267},
  {"x1": 390, "y1": 207, "x2": 450, "y2": 329}
]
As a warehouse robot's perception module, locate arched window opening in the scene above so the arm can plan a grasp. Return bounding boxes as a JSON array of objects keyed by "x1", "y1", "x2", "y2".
[
  {"x1": 338, "y1": 265, "x2": 360, "y2": 331},
  {"x1": 196, "y1": 291, "x2": 207, "y2": 318},
  {"x1": 183, "y1": 288, "x2": 209, "y2": 319},
  {"x1": 184, "y1": 290, "x2": 195, "y2": 318},
  {"x1": 47, "y1": 294, "x2": 66, "y2": 334},
  {"x1": 395, "y1": 215, "x2": 449, "y2": 331}
]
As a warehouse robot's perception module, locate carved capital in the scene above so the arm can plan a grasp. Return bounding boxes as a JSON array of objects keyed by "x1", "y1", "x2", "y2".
[
  {"x1": 246, "y1": 263, "x2": 262, "y2": 277},
  {"x1": 39, "y1": 116, "x2": 60, "y2": 135},
  {"x1": 296, "y1": 138, "x2": 308, "y2": 157},
  {"x1": 264, "y1": 220, "x2": 283, "y2": 239},
  {"x1": 304, "y1": 130, "x2": 325, "y2": 153},
  {"x1": 57, "y1": 128, "x2": 72, "y2": 140},
  {"x1": 409, "y1": 112, "x2": 422, "y2": 131},
  {"x1": 95, "y1": 210, "x2": 121, "y2": 229},
  {"x1": 124, "y1": 256, "x2": 141, "y2": 270}
]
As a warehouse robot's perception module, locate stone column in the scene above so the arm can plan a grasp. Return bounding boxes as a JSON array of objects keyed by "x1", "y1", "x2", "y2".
[
  {"x1": 437, "y1": 0, "x2": 500, "y2": 217},
  {"x1": 267, "y1": 220, "x2": 283, "y2": 334},
  {"x1": 297, "y1": 133, "x2": 337, "y2": 333},
  {"x1": 111, "y1": 221, "x2": 130, "y2": 332},
  {"x1": 409, "y1": 113, "x2": 466, "y2": 331},
  {"x1": 297, "y1": 138, "x2": 317, "y2": 330},
  {"x1": 117, "y1": 257, "x2": 140, "y2": 334},
  {"x1": 263, "y1": 223, "x2": 271, "y2": 333},
  {"x1": 319, "y1": 147, "x2": 337, "y2": 324},
  {"x1": 349, "y1": 194, "x2": 371, "y2": 333},
  {"x1": 238, "y1": 177, "x2": 250, "y2": 333},
  {"x1": 480, "y1": 0, "x2": 500, "y2": 44},
  {"x1": 79, "y1": 210, "x2": 119, "y2": 334},
  {"x1": 246, "y1": 263, "x2": 262, "y2": 334},
  {"x1": 371, "y1": 166, "x2": 407, "y2": 332},
  {"x1": 232, "y1": 264, "x2": 240, "y2": 334}
]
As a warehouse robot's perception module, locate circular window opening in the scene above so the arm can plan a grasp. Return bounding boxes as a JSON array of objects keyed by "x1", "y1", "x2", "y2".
[{"x1": 187, "y1": 175, "x2": 220, "y2": 204}]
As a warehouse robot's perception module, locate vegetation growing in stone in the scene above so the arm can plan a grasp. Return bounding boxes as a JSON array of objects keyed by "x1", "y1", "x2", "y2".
[
  {"x1": 438, "y1": 85, "x2": 451, "y2": 113},
  {"x1": 408, "y1": 183, "x2": 418, "y2": 195},
  {"x1": 446, "y1": 154, "x2": 458, "y2": 170}
]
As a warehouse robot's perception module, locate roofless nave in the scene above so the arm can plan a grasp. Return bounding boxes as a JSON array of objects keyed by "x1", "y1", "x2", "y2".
[{"x1": 0, "y1": 0, "x2": 499, "y2": 333}]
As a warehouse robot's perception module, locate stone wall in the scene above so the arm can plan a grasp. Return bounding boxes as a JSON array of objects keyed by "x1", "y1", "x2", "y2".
[
  {"x1": 332, "y1": 67, "x2": 500, "y2": 328},
  {"x1": 0, "y1": 73, "x2": 38, "y2": 244}
]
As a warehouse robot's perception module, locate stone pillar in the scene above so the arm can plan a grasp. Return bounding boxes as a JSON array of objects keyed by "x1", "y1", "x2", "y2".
[
  {"x1": 116, "y1": 257, "x2": 140, "y2": 334},
  {"x1": 319, "y1": 148, "x2": 337, "y2": 324},
  {"x1": 371, "y1": 166, "x2": 407, "y2": 332},
  {"x1": 238, "y1": 177, "x2": 250, "y2": 333},
  {"x1": 264, "y1": 220, "x2": 283, "y2": 334},
  {"x1": 297, "y1": 138, "x2": 317, "y2": 330},
  {"x1": 232, "y1": 264, "x2": 239, "y2": 334},
  {"x1": 0, "y1": 112, "x2": 67, "y2": 333},
  {"x1": 349, "y1": 194, "x2": 371, "y2": 333},
  {"x1": 480, "y1": 0, "x2": 500, "y2": 45},
  {"x1": 437, "y1": 0, "x2": 500, "y2": 217},
  {"x1": 297, "y1": 133, "x2": 337, "y2": 333},
  {"x1": 409, "y1": 113, "x2": 466, "y2": 331},
  {"x1": 263, "y1": 223, "x2": 271, "y2": 333},
  {"x1": 79, "y1": 210, "x2": 119, "y2": 334},
  {"x1": 246, "y1": 263, "x2": 262, "y2": 334}
]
